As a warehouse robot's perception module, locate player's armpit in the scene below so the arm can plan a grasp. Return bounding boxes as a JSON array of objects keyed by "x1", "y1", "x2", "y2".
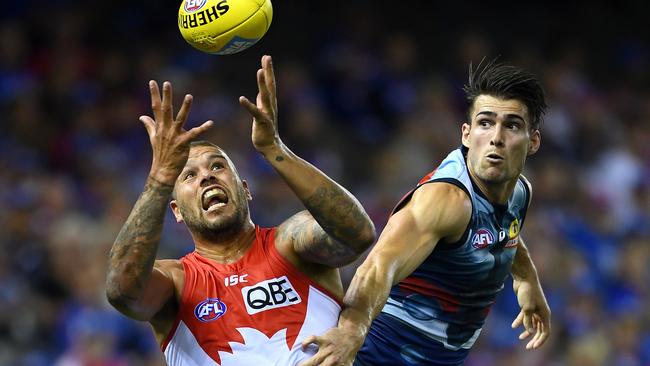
[
  {"x1": 107, "y1": 259, "x2": 179, "y2": 322},
  {"x1": 276, "y1": 210, "x2": 366, "y2": 267}
]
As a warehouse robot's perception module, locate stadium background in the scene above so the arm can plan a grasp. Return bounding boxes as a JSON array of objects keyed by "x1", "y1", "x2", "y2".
[{"x1": 1, "y1": 0, "x2": 649, "y2": 365}]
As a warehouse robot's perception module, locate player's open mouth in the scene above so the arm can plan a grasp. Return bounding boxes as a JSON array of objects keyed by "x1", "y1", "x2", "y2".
[
  {"x1": 486, "y1": 153, "x2": 503, "y2": 162},
  {"x1": 202, "y1": 187, "x2": 229, "y2": 212}
]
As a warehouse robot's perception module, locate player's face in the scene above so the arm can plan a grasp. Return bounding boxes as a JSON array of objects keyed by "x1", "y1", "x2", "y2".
[
  {"x1": 170, "y1": 146, "x2": 251, "y2": 239},
  {"x1": 462, "y1": 95, "x2": 540, "y2": 185}
]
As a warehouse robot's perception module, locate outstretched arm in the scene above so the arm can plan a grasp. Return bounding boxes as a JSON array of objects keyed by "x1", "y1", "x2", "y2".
[
  {"x1": 239, "y1": 55, "x2": 375, "y2": 266},
  {"x1": 300, "y1": 183, "x2": 471, "y2": 366},
  {"x1": 106, "y1": 177, "x2": 174, "y2": 321},
  {"x1": 106, "y1": 81, "x2": 212, "y2": 320},
  {"x1": 510, "y1": 236, "x2": 551, "y2": 349}
]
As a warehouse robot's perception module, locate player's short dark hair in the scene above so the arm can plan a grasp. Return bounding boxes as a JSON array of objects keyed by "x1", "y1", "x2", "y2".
[
  {"x1": 190, "y1": 140, "x2": 220, "y2": 149},
  {"x1": 171, "y1": 140, "x2": 224, "y2": 200},
  {"x1": 463, "y1": 58, "x2": 547, "y2": 131}
]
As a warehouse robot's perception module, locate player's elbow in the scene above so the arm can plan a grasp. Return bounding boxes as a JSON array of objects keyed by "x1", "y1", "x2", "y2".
[
  {"x1": 354, "y1": 220, "x2": 377, "y2": 253},
  {"x1": 105, "y1": 286, "x2": 129, "y2": 314},
  {"x1": 105, "y1": 278, "x2": 129, "y2": 309},
  {"x1": 331, "y1": 218, "x2": 376, "y2": 262},
  {"x1": 105, "y1": 287, "x2": 150, "y2": 321},
  {"x1": 334, "y1": 225, "x2": 376, "y2": 266},
  {"x1": 105, "y1": 274, "x2": 139, "y2": 316}
]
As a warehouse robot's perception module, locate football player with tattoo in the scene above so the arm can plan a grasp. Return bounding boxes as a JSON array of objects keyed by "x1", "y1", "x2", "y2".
[{"x1": 105, "y1": 55, "x2": 375, "y2": 366}]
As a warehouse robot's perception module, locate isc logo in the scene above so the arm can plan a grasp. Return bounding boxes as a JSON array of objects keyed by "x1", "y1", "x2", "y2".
[
  {"x1": 471, "y1": 228, "x2": 495, "y2": 249},
  {"x1": 194, "y1": 298, "x2": 227, "y2": 322},
  {"x1": 241, "y1": 276, "x2": 301, "y2": 315},
  {"x1": 224, "y1": 274, "x2": 248, "y2": 287}
]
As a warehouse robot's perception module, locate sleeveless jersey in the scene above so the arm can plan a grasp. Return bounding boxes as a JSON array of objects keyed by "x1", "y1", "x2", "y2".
[
  {"x1": 357, "y1": 147, "x2": 531, "y2": 366},
  {"x1": 162, "y1": 226, "x2": 341, "y2": 366}
]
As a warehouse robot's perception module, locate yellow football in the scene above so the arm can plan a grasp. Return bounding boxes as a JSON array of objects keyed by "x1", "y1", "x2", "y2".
[{"x1": 178, "y1": 0, "x2": 273, "y2": 55}]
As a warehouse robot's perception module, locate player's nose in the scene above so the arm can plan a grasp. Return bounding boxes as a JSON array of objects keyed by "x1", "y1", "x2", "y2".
[
  {"x1": 490, "y1": 124, "x2": 506, "y2": 147},
  {"x1": 199, "y1": 169, "x2": 218, "y2": 186}
]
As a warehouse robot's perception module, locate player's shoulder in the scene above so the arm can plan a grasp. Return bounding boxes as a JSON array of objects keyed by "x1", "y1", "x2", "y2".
[
  {"x1": 412, "y1": 180, "x2": 471, "y2": 207},
  {"x1": 390, "y1": 182, "x2": 470, "y2": 242},
  {"x1": 154, "y1": 259, "x2": 186, "y2": 298},
  {"x1": 518, "y1": 173, "x2": 532, "y2": 188},
  {"x1": 518, "y1": 174, "x2": 533, "y2": 195},
  {"x1": 155, "y1": 258, "x2": 183, "y2": 268},
  {"x1": 407, "y1": 182, "x2": 472, "y2": 230},
  {"x1": 154, "y1": 259, "x2": 185, "y2": 279}
]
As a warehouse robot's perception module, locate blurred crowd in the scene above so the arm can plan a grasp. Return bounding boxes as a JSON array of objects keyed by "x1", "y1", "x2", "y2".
[{"x1": 1, "y1": 1, "x2": 649, "y2": 365}]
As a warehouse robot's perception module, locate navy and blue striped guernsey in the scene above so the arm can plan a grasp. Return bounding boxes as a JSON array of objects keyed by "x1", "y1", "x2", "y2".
[{"x1": 355, "y1": 146, "x2": 531, "y2": 366}]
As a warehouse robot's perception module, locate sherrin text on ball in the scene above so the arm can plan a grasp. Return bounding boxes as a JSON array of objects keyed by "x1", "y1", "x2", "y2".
[{"x1": 178, "y1": 0, "x2": 273, "y2": 55}]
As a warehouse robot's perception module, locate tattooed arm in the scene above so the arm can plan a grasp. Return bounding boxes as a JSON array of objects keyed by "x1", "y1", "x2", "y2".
[
  {"x1": 300, "y1": 183, "x2": 471, "y2": 366},
  {"x1": 239, "y1": 55, "x2": 375, "y2": 266},
  {"x1": 106, "y1": 80, "x2": 212, "y2": 320},
  {"x1": 106, "y1": 178, "x2": 177, "y2": 320},
  {"x1": 268, "y1": 148, "x2": 375, "y2": 267}
]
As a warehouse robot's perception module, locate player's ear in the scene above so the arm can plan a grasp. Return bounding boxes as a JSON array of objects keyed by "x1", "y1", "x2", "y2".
[
  {"x1": 242, "y1": 180, "x2": 252, "y2": 201},
  {"x1": 170, "y1": 200, "x2": 184, "y2": 223},
  {"x1": 461, "y1": 122, "x2": 471, "y2": 148},
  {"x1": 528, "y1": 129, "x2": 541, "y2": 155}
]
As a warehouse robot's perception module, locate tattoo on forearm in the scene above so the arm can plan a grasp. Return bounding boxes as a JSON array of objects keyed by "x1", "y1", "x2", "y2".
[
  {"x1": 289, "y1": 186, "x2": 373, "y2": 264},
  {"x1": 305, "y1": 186, "x2": 370, "y2": 243},
  {"x1": 106, "y1": 178, "x2": 174, "y2": 301},
  {"x1": 285, "y1": 212, "x2": 357, "y2": 265}
]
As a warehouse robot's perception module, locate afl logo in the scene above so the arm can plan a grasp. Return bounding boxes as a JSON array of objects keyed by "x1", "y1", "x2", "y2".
[
  {"x1": 194, "y1": 298, "x2": 227, "y2": 322},
  {"x1": 472, "y1": 228, "x2": 495, "y2": 249},
  {"x1": 184, "y1": 0, "x2": 207, "y2": 13}
]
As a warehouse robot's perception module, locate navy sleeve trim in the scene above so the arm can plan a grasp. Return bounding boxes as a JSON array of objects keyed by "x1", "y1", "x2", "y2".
[
  {"x1": 429, "y1": 178, "x2": 470, "y2": 198},
  {"x1": 519, "y1": 175, "x2": 531, "y2": 230},
  {"x1": 518, "y1": 176, "x2": 532, "y2": 226}
]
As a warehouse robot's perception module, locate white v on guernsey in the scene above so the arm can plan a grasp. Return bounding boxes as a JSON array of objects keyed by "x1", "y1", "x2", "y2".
[{"x1": 162, "y1": 226, "x2": 341, "y2": 366}]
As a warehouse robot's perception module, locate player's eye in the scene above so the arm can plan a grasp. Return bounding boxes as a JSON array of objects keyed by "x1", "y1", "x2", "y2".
[
  {"x1": 478, "y1": 119, "x2": 492, "y2": 127},
  {"x1": 211, "y1": 163, "x2": 223, "y2": 171},
  {"x1": 183, "y1": 172, "x2": 195, "y2": 181},
  {"x1": 507, "y1": 122, "x2": 521, "y2": 130}
]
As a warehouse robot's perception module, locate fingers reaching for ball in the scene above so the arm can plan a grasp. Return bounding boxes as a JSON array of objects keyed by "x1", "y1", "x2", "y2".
[{"x1": 240, "y1": 55, "x2": 281, "y2": 153}]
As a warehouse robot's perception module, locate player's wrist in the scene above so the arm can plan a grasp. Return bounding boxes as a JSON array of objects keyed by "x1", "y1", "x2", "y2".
[
  {"x1": 148, "y1": 162, "x2": 183, "y2": 187},
  {"x1": 257, "y1": 139, "x2": 287, "y2": 159},
  {"x1": 338, "y1": 308, "x2": 372, "y2": 339},
  {"x1": 146, "y1": 173, "x2": 177, "y2": 190}
]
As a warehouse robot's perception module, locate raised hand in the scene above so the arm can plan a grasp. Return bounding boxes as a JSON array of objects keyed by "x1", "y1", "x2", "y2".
[
  {"x1": 139, "y1": 80, "x2": 213, "y2": 185},
  {"x1": 511, "y1": 277, "x2": 551, "y2": 350},
  {"x1": 239, "y1": 55, "x2": 281, "y2": 153}
]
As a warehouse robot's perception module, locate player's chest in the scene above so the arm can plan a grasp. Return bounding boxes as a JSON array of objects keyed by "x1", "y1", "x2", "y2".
[
  {"x1": 185, "y1": 269, "x2": 307, "y2": 325},
  {"x1": 469, "y1": 210, "x2": 521, "y2": 252}
]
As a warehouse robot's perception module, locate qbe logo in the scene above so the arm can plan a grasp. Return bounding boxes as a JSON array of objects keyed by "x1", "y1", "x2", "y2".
[
  {"x1": 241, "y1": 276, "x2": 302, "y2": 315},
  {"x1": 471, "y1": 228, "x2": 495, "y2": 249},
  {"x1": 194, "y1": 298, "x2": 227, "y2": 322},
  {"x1": 184, "y1": 0, "x2": 207, "y2": 13}
]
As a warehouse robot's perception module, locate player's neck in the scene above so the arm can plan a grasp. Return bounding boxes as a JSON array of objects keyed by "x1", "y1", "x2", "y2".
[
  {"x1": 468, "y1": 169, "x2": 517, "y2": 205},
  {"x1": 193, "y1": 221, "x2": 256, "y2": 264}
]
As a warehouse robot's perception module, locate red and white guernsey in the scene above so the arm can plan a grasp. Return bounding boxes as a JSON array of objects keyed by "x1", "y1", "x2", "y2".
[{"x1": 162, "y1": 226, "x2": 342, "y2": 366}]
